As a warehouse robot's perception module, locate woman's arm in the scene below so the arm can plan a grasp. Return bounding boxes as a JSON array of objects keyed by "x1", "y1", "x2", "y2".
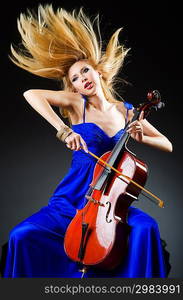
[
  {"x1": 23, "y1": 89, "x2": 75, "y2": 131},
  {"x1": 127, "y1": 111, "x2": 173, "y2": 152},
  {"x1": 23, "y1": 89, "x2": 88, "y2": 152},
  {"x1": 140, "y1": 119, "x2": 172, "y2": 152}
]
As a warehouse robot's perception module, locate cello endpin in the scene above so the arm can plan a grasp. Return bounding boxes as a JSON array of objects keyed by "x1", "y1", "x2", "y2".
[{"x1": 79, "y1": 266, "x2": 88, "y2": 278}]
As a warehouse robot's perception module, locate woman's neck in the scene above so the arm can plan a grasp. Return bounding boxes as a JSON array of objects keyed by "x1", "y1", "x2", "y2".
[{"x1": 87, "y1": 94, "x2": 113, "y2": 112}]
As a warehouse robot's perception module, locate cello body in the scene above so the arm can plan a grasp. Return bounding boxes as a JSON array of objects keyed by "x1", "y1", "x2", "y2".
[{"x1": 64, "y1": 150, "x2": 148, "y2": 270}]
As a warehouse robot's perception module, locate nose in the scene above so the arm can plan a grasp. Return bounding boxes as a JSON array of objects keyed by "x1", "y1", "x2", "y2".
[{"x1": 81, "y1": 75, "x2": 87, "y2": 82}]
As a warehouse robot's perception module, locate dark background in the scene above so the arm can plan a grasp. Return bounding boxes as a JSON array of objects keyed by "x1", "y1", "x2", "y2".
[{"x1": 0, "y1": 0, "x2": 182, "y2": 277}]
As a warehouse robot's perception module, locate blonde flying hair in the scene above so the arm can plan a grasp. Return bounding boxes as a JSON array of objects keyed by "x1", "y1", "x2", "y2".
[{"x1": 10, "y1": 4, "x2": 130, "y2": 123}]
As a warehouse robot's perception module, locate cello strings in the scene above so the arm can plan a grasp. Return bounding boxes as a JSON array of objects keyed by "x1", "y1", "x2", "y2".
[{"x1": 80, "y1": 148, "x2": 164, "y2": 208}]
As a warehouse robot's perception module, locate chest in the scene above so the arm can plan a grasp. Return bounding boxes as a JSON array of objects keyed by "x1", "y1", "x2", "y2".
[
  {"x1": 89, "y1": 107, "x2": 125, "y2": 130},
  {"x1": 70, "y1": 100, "x2": 127, "y2": 137}
]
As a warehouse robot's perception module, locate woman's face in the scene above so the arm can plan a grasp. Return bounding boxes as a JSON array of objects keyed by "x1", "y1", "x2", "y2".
[{"x1": 68, "y1": 60, "x2": 101, "y2": 96}]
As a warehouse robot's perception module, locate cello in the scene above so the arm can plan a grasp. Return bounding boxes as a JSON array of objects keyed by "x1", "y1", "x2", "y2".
[{"x1": 64, "y1": 90, "x2": 165, "y2": 274}]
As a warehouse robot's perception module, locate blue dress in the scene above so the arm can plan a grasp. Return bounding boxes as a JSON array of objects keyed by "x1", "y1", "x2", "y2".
[{"x1": 2, "y1": 96, "x2": 166, "y2": 278}]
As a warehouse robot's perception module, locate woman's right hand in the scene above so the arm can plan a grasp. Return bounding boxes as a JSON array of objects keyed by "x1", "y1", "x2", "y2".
[{"x1": 65, "y1": 132, "x2": 88, "y2": 153}]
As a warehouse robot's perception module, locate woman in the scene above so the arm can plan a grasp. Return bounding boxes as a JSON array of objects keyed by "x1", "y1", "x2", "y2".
[{"x1": 2, "y1": 4, "x2": 172, "y2": 278}]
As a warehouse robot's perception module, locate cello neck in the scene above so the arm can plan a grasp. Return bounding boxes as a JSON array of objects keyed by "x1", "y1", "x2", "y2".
[
  {"x1": 107, "y1": 107, "x2": 139, "y2": 166},
  {"x1": 93, "y1": 108, "x2": 139, "y2": 190}
]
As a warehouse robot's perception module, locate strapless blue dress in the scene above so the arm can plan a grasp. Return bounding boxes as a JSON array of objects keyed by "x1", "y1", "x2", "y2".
[{"x1": 2, "y1": 96, "x2": 166, "y2": 278}]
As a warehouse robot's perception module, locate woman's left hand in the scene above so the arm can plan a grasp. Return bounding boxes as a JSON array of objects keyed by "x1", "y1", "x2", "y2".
[{"x1": 127, "y1": 111, "x2": 144, "y2": 142}]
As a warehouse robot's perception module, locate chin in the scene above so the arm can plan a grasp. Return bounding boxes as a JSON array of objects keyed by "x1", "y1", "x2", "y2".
[
  {"x1": 85, "y1": 89, "x2": 97, "y2": 97},
  {"x1": 82, "y1": 86, "x2": 97, "y2": 96}
]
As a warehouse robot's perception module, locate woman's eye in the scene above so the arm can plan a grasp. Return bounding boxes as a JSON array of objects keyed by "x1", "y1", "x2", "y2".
[
  {"x1": 72, "y1": 77, "x2": 78, "y2": 82},
  {"x1": 83, "y1": 67, "x2": 89, "y2": 73}
]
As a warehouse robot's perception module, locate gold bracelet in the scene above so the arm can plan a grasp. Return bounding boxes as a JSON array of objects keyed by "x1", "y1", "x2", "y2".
[{"x1": 56, "y1": 126, "x2": 73, "y2": 142}]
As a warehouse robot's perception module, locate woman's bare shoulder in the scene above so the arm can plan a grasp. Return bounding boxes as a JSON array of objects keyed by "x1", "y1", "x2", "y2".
[
  {"x1": 115, "y1": 100, "x2": 134, "y2": 121},
  {"x1": 115, "y1": 100, "x2": 126, "y2": 115}
]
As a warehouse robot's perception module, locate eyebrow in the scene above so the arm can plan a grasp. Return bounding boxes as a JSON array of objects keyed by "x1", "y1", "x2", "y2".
[{"x1": 71, "y1": 66, "x2": 88, "y2": 80}]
